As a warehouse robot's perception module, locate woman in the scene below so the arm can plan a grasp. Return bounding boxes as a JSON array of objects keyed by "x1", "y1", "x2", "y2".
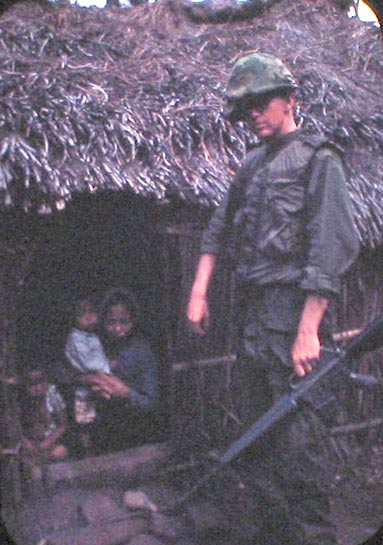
[{"x1": 80, "y1": 288, "x2": 159, "y2": 453}]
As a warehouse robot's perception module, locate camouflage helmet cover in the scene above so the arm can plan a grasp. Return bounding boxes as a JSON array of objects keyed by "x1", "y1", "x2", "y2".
[{"x1": 224, "y1": 52, "x2": 297, "y2": 121}]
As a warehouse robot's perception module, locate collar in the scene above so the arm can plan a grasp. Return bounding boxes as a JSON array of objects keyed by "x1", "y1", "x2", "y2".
[{"x1": 264, "y1": 128, "x2": 301, "y2": 151}]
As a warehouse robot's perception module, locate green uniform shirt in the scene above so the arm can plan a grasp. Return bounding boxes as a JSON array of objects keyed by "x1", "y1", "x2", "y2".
[{"x1": 201, "y1": 130, "x2": 360, "y2": 296}]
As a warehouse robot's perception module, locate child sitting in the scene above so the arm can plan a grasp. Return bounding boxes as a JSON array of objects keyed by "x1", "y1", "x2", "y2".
[{"x1": 20, "y1": 369, "x2": 68, "y2": 464}]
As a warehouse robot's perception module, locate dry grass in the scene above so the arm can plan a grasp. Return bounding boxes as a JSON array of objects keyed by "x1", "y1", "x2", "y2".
[{"x1": 0, "y1": 0, "x2": 382, "y2": 245}]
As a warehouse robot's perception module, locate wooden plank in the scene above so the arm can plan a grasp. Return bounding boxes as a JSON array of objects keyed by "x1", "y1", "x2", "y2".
[
  {"x1": 163, "y1": 223, "x2": 204, "y2": 236},
  {"x1": 171, "y1": 354, "x2": 235, "y2": 372},
  {"x1": 332, "y1": 328, "x2": 363, "y2": 343},
  {"x1": 170, "y1": 326, "x2": 365, "y2": 371},
  {"x1": 43, "y1": 441, "x2": 170, "y2": 485},
  {"x1": 45, "y1": 518, "x2": 148, "y2": 545},
  {"x1": 331, "y1": 418, "x2": 383, "y2": 435}
]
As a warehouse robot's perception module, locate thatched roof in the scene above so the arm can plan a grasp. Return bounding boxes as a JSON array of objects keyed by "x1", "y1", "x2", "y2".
[{"x1": 0, "y1": 0, "x2": 382, "y2": 246}]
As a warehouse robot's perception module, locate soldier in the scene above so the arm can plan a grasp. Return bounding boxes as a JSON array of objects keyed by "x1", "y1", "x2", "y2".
[{"x1": 187, "y1": 53, "x2": 360, "y2": 545}]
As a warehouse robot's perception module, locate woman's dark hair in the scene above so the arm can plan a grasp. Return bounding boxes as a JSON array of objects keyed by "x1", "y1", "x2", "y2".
[{"x1": 100, "y1": 287, "x2": 140, "y2": 327}]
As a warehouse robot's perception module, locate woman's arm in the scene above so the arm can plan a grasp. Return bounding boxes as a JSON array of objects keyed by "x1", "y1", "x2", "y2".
[
  {"x1": 117, "y1": 340, "x2": 158, "y2": 411},
  {"x1": 87, "y1": 373, "x2": 131, "y2": 400}
]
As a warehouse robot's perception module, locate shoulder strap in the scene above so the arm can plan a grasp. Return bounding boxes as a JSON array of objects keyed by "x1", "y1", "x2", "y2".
[
  {"x1": 224, "y1": 144, "x2": 266, "y2": 228},
  {"x1": 298, "y1": 134, "x2": 346, "y2": 192},
  {"x1": 299, "y1": 133, "x2": 344, "y2": 158}
]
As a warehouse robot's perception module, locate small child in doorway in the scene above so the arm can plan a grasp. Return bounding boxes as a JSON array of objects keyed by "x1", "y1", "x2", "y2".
[
  {"x1": 20, "y1": 368, "x2": 68, "y2": 463},
  {"x1": 65, "y1": 297, "x2": 111, "y2": 437},
  {"x1": 65, "y1": 297, "x2": 111, "y2": 375}
]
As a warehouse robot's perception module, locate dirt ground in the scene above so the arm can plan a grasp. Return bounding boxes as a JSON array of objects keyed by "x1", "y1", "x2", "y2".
[
  {"x1": 332, "y1": 484, "x2": 383, "y2": 545},
  {"x1": 329, "y1": 444, "x2": 383, "y2": 545},
  {"x1": 2, "y1": 441, "x2": 383, "y2": 545}
]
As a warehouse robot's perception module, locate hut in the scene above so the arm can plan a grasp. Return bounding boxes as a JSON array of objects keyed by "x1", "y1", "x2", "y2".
[{"x1": 0, "y1": 0, "x2": 383, "y2": 541}]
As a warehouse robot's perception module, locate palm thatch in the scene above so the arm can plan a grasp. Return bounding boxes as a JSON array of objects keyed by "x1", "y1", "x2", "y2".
[{"x1": 0, "y1": 0, "x2": 382, "y2": 246}]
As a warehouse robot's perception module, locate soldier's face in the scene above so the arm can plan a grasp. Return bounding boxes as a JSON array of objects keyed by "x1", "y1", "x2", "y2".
[{"x1": 246, "y1": 94, "x2": 297, "y2": 141}]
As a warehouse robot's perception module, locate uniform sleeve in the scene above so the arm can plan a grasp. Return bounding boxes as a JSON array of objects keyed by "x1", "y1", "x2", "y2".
[
  {"x1": 299, "y1": 147, "x2": 360, "y2": 296},
  {"x1": 200, "y1": 190, "x2": 231, "y2": 255}
]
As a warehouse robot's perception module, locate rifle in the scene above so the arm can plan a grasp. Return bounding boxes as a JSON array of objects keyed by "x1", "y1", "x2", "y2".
[{"x1": 175, "y1": 314, "x2": 383, "y2": 507}]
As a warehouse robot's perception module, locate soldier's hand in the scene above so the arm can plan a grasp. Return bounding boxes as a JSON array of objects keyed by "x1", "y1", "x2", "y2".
[
  {"x1": 187, "y1": 294, "x2": 210, "y2": 335},
  {"x1": 291, "y1": 330, "x2": 321, "y2": 377}
]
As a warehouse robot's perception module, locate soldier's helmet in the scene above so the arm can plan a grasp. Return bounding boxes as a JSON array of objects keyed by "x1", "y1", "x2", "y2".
[{"x1": 223, "y1": 52, "x2": 297, "y2": 122}]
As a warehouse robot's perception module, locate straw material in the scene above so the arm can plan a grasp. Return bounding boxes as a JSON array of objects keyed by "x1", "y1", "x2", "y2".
[{"x1": 0, "y1": 0, "x2": 382, "y2": 246}]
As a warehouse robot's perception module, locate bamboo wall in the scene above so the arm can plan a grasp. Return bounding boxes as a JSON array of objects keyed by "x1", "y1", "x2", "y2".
[
  {"x1": 0, "y1": 241, "x2": 36, "y2": 506},
  {"x1": 0, "y1": 243, "x2": 35, "y2": 446}
]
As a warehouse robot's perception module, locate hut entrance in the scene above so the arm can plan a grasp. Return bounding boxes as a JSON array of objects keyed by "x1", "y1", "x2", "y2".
[
  {"x1": 2, "y1": 191, "x2": 239, "y2": 511},
  {"x1": 12, "y1": 191, "x2": 170, "y2": 460}
]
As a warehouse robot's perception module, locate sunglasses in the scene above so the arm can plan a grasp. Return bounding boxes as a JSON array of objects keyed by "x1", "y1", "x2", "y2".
[
  {"x1": 230, "y1": 89, "x2": 293, "y2": 121},
  {"x1": 241, "y1": 93, "x2": 277, "y2": 113}
]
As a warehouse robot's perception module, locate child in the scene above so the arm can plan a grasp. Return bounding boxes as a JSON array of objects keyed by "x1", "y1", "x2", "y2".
[
  {"x1": 20, "y1": 369, "x2": 68, "y2": 463},
  {"x1": 65, "y1": 297, "x2": 112, "y2": 430},
  {"x1": 65, "y1": 297, "x2": 111, "y2": 375}
]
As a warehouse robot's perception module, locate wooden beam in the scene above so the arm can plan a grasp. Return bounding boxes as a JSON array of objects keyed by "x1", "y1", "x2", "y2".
[
  {"x1": 170, "y1": 327, "x2": 366, "y2": 371},
  {"x1": 332, "y1": 328, "x2": 363, "y2": 343},
  {"x1": 331, "y1": 418, "x2": 383, "y2": 435},
  {"x1": 42, "y1": 441, "x2": 171, "y2": 486},
  {"x1": 171, "y1": 354, "x2": 235, "y2": 372}
]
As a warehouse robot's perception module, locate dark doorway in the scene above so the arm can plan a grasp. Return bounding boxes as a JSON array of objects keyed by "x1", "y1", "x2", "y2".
[{"x1": 14, "y1": 191, "x2": 169, "y2": 456}]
